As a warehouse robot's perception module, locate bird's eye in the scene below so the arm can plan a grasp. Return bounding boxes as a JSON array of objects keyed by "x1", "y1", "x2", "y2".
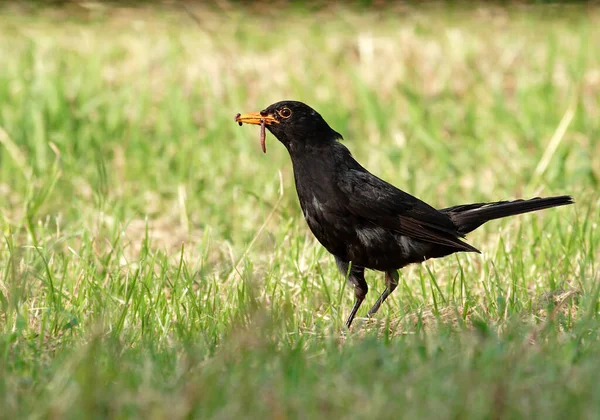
[{"x1": 278, "y1": 107, "x2": 292, "y2": 118}]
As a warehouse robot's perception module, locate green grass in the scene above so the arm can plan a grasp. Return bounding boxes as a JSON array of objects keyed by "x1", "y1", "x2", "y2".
[{"x1": 0, "y1": 3, "x2": 599, "y2": 418}]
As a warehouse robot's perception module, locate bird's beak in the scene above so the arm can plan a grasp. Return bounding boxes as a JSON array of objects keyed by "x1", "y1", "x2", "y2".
[
  {"x1": 234, "y1": 112, "x2": 279, "y2": 126},
  {"x1": 235, "y1": 111, "x2": 280, "y2": 153}
]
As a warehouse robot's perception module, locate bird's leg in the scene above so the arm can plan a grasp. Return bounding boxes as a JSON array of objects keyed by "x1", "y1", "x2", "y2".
[
  {"x1": 335, "y1": 258, "x2": 368, "y2": 329},
  {"x1": 367, "y1": 270, "x2": 399, "y2": 317},
  {"x1": 345, "y1": 282, "x2": 367, "y2": 329}
]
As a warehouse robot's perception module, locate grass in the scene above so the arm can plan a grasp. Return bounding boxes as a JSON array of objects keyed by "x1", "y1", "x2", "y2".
[{"x1": 0, "y1": 2, "x2": 598, "y2": 418}]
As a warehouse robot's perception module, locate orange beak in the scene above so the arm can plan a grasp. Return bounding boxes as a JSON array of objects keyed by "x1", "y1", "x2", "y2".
[
  {"x1": 234, "y1": 112, "x2": 279, "y2": 126},
  {"x1": 235, "y1": 111, "x2": 279, "y2": 153}
]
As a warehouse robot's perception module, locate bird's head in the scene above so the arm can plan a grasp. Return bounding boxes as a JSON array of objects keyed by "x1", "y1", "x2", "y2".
[{"x1": 235, "y1": 100, "x2": 343, "y2": 154}]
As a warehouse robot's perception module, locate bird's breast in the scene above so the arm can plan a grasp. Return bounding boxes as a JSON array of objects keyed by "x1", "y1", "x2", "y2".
[{"x1": 300, "y1": 194, "x2": 351, "y2": 254}]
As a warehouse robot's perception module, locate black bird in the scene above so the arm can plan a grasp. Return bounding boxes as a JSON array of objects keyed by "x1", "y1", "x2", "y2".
[{"x1": 235, "y1": 101, "x2": 573, "y2": 328}]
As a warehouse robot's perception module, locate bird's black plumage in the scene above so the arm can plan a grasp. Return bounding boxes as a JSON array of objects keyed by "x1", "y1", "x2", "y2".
[{"x1": 236, "y1": 100, "x2": 573, "y2": 328}]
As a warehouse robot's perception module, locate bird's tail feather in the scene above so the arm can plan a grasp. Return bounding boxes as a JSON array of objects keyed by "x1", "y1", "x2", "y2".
[{"x1": 441, "y1": 195, "x2": 573, "y2": 235}]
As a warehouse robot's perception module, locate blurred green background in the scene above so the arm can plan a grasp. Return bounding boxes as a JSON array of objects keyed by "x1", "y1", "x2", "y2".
[{"x1": 0, "y1": 2, "x2": 598, "y2": 418}]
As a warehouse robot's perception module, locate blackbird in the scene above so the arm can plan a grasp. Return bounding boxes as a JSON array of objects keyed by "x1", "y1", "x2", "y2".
[{"x1": 235, "y1": 100, "x2": 573, "y2": 328}]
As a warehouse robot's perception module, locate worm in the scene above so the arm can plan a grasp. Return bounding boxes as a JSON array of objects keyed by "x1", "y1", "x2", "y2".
[{"x1": 260, "y1": 119, "x2": 266, "y2": 153}]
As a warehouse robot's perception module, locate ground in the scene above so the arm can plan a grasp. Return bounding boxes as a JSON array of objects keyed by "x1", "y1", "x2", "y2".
[{"x1": 0, "y1": 2, "x2": 598, "y2": 418}]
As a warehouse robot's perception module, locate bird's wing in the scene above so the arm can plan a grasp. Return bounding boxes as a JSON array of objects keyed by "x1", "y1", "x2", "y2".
[{"x1": 337, "y1": 168, "x2": 479, "y2": 252}]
